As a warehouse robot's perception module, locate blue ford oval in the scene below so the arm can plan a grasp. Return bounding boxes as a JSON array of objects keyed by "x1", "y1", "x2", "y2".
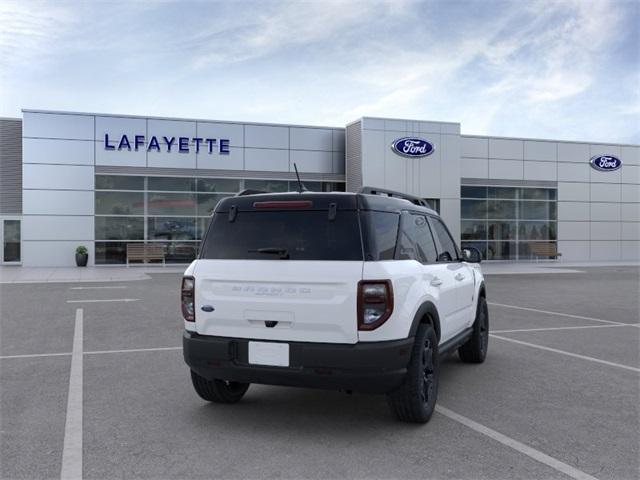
[
  {"x1": 590, "y1": 155, "x2": 622, "y2": 172},
  {"x1": 391, "y1": 137, "x2": 434, "y2": 158}
]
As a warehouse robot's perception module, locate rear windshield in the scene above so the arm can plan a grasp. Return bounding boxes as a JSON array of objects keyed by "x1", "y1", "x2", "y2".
[{"x1": 200, "y1": 211, "x2": 363, "y2": 261}]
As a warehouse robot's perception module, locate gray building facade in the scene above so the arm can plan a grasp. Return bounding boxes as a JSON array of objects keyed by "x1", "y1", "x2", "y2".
[{"x1": 0, "y1": 109, "x2": 637, "y2": 266}]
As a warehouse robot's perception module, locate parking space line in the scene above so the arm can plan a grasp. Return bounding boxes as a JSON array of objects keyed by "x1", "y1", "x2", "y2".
[
  {"x1": 60, "y1": 308, "x2": 83, "y2": 480},
  {"x1": 69, "y1": 286, "x2": 127, "y2": 290},
  {"x1": 488, "y1": 302, "x2": 626, "y2": 325},
  {"x1": 65, "y1": 298, "x2": 139, "y2": 304},
  {"x1": 84, "y1": 346, "x2": 181, "y2": 355},
  {"x1": 490, "y1": 334, "x2": 640, "y2": 373},
  {"x1": 436, "y1": 405, "x2": 599, "y2": 480},
  {"x1": 492, "y1": 324, "x2": 640, "y2": 334},
  {"x1": 0, "y1": 352, "x2": 72, "y2": 359}
]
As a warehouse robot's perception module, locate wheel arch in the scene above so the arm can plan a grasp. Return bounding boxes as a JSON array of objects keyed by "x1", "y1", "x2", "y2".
[{"x1": 408, "y1": 302, "x2": 441, "y2": 341}]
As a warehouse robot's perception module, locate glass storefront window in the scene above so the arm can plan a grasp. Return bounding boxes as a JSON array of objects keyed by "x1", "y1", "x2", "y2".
[
  {"x1": 197, "y1": 178, "x2": 240, "y2": 193},
  {"x1": 148, "y1": 176, "x2": 195, "y2": 192},
  {"x1": 95, "y1": 217, "x2": 144, "y2": 240},
  {"x1": 147, "y1": 217, "x2": 196, "y2": 241},
  {"x1": 95, "y1": 192, "x2": 144, "y2": 215},
  {"x1": 148, "y1": 192, "x2": 196, "y2": 216},
  {"x1": 245, "y1": 179, "x2": 289, "y2": 192},
  {"x1": 461, "y1": 185, "x2": 557, "y2": 260},
  {"x1": 196, "y1": 193, "x2": 228, "y2": 216},
  {"x1": 95, "y1": 175, "x2": 144, "y2": 190}
]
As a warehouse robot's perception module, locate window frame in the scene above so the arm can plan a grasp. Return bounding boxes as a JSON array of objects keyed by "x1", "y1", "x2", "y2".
[{"x1": 428, "y1": 215, "x2": 461, "y2": 263}]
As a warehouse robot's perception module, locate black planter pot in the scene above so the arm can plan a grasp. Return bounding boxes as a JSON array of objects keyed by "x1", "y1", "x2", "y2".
[{"x1": 75, "y1": 253, "x2": 88, "y2": 267}]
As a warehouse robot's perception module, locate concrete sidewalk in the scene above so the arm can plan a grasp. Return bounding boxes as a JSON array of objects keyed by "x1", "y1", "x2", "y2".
[
  {"x1": 481, "y1": 260, "x2": 640, "y2": 275},
  {"x1": 0, "y1": 265, "x2": 186, "y2": 284}
]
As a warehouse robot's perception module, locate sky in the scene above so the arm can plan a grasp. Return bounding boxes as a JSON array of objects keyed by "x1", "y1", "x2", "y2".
[{"x1": 0, "y1": 0, "x2": 638, "y2": 143}]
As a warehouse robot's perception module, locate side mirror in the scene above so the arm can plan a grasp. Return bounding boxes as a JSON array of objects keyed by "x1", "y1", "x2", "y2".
[{"x1": 462, "y1": 247, "x2": 482, "y2": 263}]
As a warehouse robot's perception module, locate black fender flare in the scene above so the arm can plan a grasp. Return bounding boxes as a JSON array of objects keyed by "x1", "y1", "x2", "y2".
[
  {"x1": 408, "y1": 302, "x2": 441, "y2": 341},
  {"x1": 478, "y1": 281, "x2": 486, "y2": 299}
]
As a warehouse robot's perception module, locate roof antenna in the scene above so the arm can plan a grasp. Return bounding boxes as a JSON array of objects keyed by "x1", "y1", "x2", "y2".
[{"x1": 293, "y1": 163, "x2": 307, "y2": 193}]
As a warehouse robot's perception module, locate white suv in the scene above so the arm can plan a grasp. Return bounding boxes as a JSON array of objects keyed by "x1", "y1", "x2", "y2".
[{"x1": 182, "y1": 187, "x2": 488, "y2": 423}]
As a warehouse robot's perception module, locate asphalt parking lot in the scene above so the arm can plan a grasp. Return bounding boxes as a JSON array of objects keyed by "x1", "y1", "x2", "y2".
[{"x1": 1, "y1": 266, "x2": 639, "y2": 480}]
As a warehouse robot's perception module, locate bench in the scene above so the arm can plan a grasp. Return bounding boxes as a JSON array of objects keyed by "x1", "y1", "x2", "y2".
[
  {"x1": 528, "y1": 242, "x2": 562, "y2": 261},
  {"x1": 126, "y1": 244, "x2": 165, "y2": 266}
]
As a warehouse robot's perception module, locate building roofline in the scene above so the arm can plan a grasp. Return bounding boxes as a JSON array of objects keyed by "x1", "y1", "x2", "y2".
[
  {"x1": 461, "y1": 133, "x2": 639, "y2": 148},
  {"x1": 0, "y1": 116, "x2": 22, "y2": 122},
  {"x1": 345, "y1": 116, "x2": 460, "y2": 128},
  {"x1": 21, "y1": 108, "x2": 343, "y2": 131}
]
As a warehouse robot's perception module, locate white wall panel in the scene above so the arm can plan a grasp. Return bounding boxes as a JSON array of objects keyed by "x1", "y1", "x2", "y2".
[
  {"x1": 621, "y1": 184, "x2": 640, "y2": 203},
  {"x1": 96, "y1": 116, "x2": 145, "y2": 142},
  {"x1": 23, "y1": 190, "x2": 94, "y2": 215},
  {"x1": 557, "y1": 241, "x2": 589, "y2": 261},
  {"x1": 558, "y1": 162, "x2": 590, "y2": 182},
  {"x1": 22, "y1": 241, "x2": 95, "y2": 267},
  {"x1": 590, "y1": 203, "x2": 620, "y2": 221},
  {"x1": 620, "y1": 146, "x2": 640, "y2": 165},
  {"x1": 197, "y1": 122, "x2": 244, "y2": 147},
  {"x1": 621, "y1": 241, "x2": 640, "y2": 259},
  {"x1": 558, "y1": 221, "x2": 589, "y2": 240},
  {"x1": 361, "y1": 118, "x2": 385, "y2": 130},
  {"x1": 461, "y1": 158, "x2": 488, "y2": 179},
  {"x1": 332, "y1": 129, "x2": 345, "y2": 152},
  {"x1": 439, "y1": 198, "x2": 460, "y2": 244},
  {"x1": 197, "y1": 146, "x2": 243, "y2": 170},
  {"x1": 333, "y1": 152, "x2": 345, "y2": 175},
  {"x1": 488, "y1": 159, "x2": 523, "y2": 180},
  {"x1": 489, "y1": 138, "x2": 523, "y2": 160},
  {"x1": 96, "y1": 141, "x2": 146, "y2": 167},
  {"x1": 245, "y1": 125, "x2": 288, "y2": 149},
  {"x1": 621, "y1": 203, "x2": 640, "y2": 221},
  {"x1": 622, "y1": 222, "x2": 640, "y2": 240},
  {"x1": 23, "y1": 138, "x2": 94, "y2": 165},
  {"x1": 23, "y1": 215, "x2": 93, "y2": 241},
  {"x1": 524, "y1": 141, "x2": 556, "y2": 161},
  {"x1": 148, "y1": 119, "x2": 196, "y2": 140},
  {"x1": 590, "y1": 183, "x2": 620, "y2": 202},
  {"x1": 461, "y1": 137, "x2": 488, "y2": 158},
  {"x1": 590, "y1": 166, "x2": 621, "y2": 184},
  {"x1": 244, "y1": 148, "x2": 289, "y2": 172},
  {"x1": 290, "y1": 128, "x2": 333, "y2": 151},
  {"x1": 419, "y1": 122, "x2": 443, "y2": 134},
  {"x1": 558, "y1": 182, "x2": 589, "y2": 202},
  {"x1": 415, "y1": 140, "x2": 441, "y2": 198},
  {"x1": 524, "y1": 161, "x2": 556, "y2": 181},
  {"x1": 147, "y1": 147, "x2": 196, "y2": 169},
  {"x1": 23, "y1": 164, "x2": 94, "y2": 190},
  {"x1": 558, "y1": 202, "x2": 590, "y2": 221},
  {"x1": 557, "y1": 142, "x2": 590, "y2": 163},
  {"x1": 440, "y1": 134, "x2": 460, "y2": 198},
  {"x1": 590, "y1": 241, "x2": 620, "y2": 261},
  {"x1": 590, "y1": 144, "x2": 621, "y2": 159},
  {"x1": 290, "y1": 150, "x2": 333, "y2": 174},
  {"x1": 23, "y1": 112, "x2": 94, "y2": 140},
  {"x1": 361, "y1": 129, "x2": 386, "y2": 188},
  {"x1": 590, "y1": 222, "x2": 620, "y2": 240},
  {"x1": 622, "y1": 165, "x2": 640, "y2": 184},
  {"x1": 440, "y1": 123, "x2": 460, "y2": 135},
  {"x1": 384, "y1": 119, "x2": 407, "y2": 131}
]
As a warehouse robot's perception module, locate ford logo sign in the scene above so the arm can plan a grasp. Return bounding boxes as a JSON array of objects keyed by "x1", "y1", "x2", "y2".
[
  {"x1": 391, "y1": 137, "x2": 434, "y2": 158},
  {"x1": 590, "y1": 155, "x2": 622, "y2": 172}
]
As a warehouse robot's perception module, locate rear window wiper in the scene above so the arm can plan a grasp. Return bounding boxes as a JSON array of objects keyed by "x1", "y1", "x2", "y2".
[{"x1": 248, "y1": 247, "x2": 290, "y2": 260}]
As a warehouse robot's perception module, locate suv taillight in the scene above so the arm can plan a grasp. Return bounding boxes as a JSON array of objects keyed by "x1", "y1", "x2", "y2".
[
  {"x1": 357, "y1": 280, "x2": 393, "y2": 330},
  {"x1": 181, "y1": 276, "x2": 195, "y2": 322}
]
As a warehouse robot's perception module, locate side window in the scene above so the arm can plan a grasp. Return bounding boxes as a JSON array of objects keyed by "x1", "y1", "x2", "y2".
[
  {"x1": 397, "y1": 213, "x2": 438, "y2": 263},
  {"x1": 430, "y1": 217, "x2": 459, "y2": 262}
]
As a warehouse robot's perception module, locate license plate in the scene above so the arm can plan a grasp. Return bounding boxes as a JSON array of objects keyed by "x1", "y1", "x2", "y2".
[{"x1": 248, "y1": 341, "x2": 289, "y2": 367}]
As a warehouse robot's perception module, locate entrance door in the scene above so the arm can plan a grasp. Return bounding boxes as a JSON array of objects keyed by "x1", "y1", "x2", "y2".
[{"x1": 1, "y1": 218, "x2": 21, "y2": 264}]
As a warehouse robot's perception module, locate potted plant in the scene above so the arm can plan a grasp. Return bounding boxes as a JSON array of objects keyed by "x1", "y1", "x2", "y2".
[{"x1": 75, "y1": 245, "x2": 88, "y2": 267}]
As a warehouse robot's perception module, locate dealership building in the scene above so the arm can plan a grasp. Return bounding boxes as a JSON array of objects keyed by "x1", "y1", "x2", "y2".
[{"x1": 0, "y1": 109, "x2": 638, "y2": 267}]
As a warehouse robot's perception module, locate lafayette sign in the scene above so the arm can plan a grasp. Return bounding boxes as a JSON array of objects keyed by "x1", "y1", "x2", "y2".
[{"x1": 104, "y1": 134, "x2": 231, "y2": 154}]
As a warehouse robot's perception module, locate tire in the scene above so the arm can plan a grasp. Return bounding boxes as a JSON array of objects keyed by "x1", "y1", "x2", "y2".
[
  {"x1": 458, "y1": 296, "x2": 489, "y2": 363},
  {"x1": 190, "y1": 370, "x2": 250, "y2": 403},
  {"x1": 386, "y1": 323, "x2": 439, "y2": 424}
]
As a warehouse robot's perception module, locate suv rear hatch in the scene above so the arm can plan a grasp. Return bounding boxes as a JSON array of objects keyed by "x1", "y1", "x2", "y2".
[{"x1": 193, "y1": 194, "x2": 364, "y2": 344}]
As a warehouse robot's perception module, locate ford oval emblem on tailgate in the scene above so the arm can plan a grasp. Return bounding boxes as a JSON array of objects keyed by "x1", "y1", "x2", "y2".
[
  {"x1": 590, "y1": 155, "x2": 622, "y2": 172},
  {"x1": 391, "y1": 137, "x2": 435, "y2": 158}
]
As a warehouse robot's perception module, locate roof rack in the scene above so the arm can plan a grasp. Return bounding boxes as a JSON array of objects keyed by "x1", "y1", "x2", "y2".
[
  {"x1": 236, "y1": 189, "x2": 267, "y2": 196},
  {"x1": 359, "y1": 186, "x2": 431, "y2": 208}
]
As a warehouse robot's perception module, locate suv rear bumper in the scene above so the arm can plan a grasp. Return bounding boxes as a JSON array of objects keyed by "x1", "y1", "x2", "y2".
[{"x1": 183, "y1": 331, "x2": 414, "y2": 394}]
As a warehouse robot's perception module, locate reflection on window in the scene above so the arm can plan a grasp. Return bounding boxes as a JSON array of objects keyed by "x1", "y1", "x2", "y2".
[
  {"x1": 461, "y1": 186, "x2": 557, "y2": 260},
  {"x1": 95, "y1": 192, "x2": 144, "y2": 215}
]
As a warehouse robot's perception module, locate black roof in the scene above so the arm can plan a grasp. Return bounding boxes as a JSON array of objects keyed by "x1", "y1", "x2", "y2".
[{"x1": 214, "y1": 191, "x2": 438, "y2": 216}]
